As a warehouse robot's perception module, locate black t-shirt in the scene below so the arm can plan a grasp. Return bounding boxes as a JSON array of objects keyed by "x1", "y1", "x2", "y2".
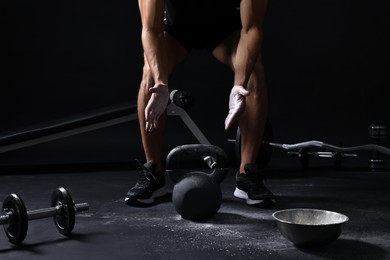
[{"x1": 164, "y1": 0, "x2": 240, "y2": 29}]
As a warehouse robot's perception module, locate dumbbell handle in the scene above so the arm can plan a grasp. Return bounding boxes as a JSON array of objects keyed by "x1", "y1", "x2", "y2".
[
  {"x1": 29, "y1": 202, "x2": 89, "y2": 221},
  {"x1": 0, "y1": 202, "x2": 89, "y2": 224},
  {"x1": 0, "y1": 213, "x2": 11, "y2": 225}
]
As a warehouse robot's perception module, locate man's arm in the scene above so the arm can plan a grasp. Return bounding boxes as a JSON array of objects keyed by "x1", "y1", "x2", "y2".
[
  {"x1": 234, "y1": 0, "x2": 267, "y2": 88},
  {"x1": 138, "y1": 0, "x2": 169, "y2": 86},
  {"x1": 138, "y1": 0, "x2": 171, "y2": 131},
  {"x1": 224, "y1": 0, "x2": 268, "y2": 130}
]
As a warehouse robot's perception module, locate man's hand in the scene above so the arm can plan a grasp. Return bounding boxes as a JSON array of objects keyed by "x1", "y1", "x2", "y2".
[
  {"x1": 224, "y1": 85, "x2": 250, "y2": 130},
  {"x1": 145, "y1": 83, "x2": 169, "y2": 132}
]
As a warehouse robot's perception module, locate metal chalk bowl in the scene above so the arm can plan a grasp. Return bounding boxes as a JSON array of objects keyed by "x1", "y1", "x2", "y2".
[{"x1": 272, "y1": 208, "x2": 349, "y2": 247}]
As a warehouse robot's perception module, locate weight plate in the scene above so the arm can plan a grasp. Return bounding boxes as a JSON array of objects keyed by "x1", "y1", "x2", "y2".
[
  {"x1": 333, "y1": 151, "x2": 342, "y2": 170},
  {"x1": 235, "y1": 119, "x2": 274, "y2": 169},
  {"x1": 298, "y1": 148, "x2": 310, "y2": 169},
  {"x1": 368, "y1": 125, "x2": 386, "y2": 139},
  {"x1": 2, "y1": 193, "x2": 28, "y2": 244},
  {"x1": 172, "y1": 90, "x2": 194, "y2": 109},
  {"x1": 51, "y1": 187, "x2": 75, "y2": 236}
]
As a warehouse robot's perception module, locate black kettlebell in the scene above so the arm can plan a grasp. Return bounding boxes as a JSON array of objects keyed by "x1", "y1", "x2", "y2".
[{"x1": 166, "y1": 144, "x2": 229, "y2": 220}]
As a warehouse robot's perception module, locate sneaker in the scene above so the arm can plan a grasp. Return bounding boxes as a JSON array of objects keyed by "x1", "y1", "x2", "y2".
[
  {"x1": 125, "y1": 160, "x2": 167, "y2": 205},
  {"x1": 234, "y1": 163, "x2": 275, "y2": 206}
]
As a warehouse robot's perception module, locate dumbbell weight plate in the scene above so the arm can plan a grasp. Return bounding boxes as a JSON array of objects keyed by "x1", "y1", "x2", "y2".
[
  {"x1": 2, "y1": 194, "x2": 28, "y2": 244},
  {"x1": 235, "y1": 119, "x2": 274, "y2": 169},
  {"x1": 51, "y1": 187, "x2": 75, "y2": 236}
]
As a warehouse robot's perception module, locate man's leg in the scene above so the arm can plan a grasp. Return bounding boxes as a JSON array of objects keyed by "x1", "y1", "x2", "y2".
[
  {"x1": 126, "y1": 32, "x2": 188, "y2": 205},
  {"x1": 212, "y1": 31, "x2": 274, "y2": 206},
  {"x1": 137, "y1": 56, "x2": 167, "y2": 173},
  {"x1": 212, "y1": 31, "x2": 267, "y2": 169},
  {"x1": 238, "y1": 60, "x2": 268, "y2": 171}
]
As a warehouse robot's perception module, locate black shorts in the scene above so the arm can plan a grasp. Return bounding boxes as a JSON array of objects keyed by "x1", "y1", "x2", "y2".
[{"x1": 164, "y1": 23, "x2": 242, "y2": 53}]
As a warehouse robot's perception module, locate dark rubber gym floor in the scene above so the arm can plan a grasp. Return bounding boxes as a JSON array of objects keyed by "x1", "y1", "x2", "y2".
[{"x1": 0, "y1": 160, "x2": 389, "y2": 260}]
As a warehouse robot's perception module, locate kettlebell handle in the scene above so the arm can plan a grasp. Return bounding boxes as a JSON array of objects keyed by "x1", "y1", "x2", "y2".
[
  {"x1": 166, "y1": 144, "x2": 229, "y2": 184},
  {"x1": 166, "y1": 144, "x2": 228, "y2": 170}
]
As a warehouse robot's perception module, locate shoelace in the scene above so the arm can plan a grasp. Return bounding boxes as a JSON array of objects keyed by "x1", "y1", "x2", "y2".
[{"x1": 135, "y1": 160, "x2": 154, "y2": 187}]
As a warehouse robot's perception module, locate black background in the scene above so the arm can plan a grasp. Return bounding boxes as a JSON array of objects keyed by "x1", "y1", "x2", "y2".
[{"x1": 1, "y1": 0, "x2": 389, "y2": 168}]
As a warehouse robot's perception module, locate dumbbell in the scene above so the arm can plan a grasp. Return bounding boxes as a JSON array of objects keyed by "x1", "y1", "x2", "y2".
[
  {"x1": 288, "y1": 149, "x2": 357, "y2": 169},
  {"x1": 369, "y1": 125, "x2": 386, "y2": 171},
  {"x1": 0, "y1": 187, "x2": 89, "y2": 245}
]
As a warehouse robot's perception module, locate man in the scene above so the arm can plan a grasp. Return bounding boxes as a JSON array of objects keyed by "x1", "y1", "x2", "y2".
[{"x1": 126, "y1": 0, "x2": 275, "y2": 207}]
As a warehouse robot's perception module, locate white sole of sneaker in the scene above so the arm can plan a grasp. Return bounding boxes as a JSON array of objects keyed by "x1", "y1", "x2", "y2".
[
  {"x1": 136, "y1": 186, "x2": 168, "y2": 204},
  {"x1": 234, "y1": 188, "x2": 264, "y2": 205}
]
